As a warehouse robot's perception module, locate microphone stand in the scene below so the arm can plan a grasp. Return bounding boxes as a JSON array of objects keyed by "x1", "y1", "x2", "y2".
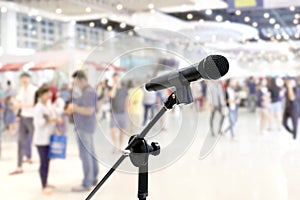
[{"x1": 86, "y1": 85, "x2": 193, "y2": 200}]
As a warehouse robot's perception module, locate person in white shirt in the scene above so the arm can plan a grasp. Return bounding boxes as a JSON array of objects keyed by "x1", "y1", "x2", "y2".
[
  {"x1": 10, "y1": 72, "x2": 37, "y2": 175},
  {"x1": 33, "y1": 86, "x2": 61, "y2": 195}
]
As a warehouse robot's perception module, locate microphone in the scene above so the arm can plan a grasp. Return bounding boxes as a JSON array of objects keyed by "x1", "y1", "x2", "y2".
[{"x1": 145, "y1": 55, "x2": 229, "y2": 92}]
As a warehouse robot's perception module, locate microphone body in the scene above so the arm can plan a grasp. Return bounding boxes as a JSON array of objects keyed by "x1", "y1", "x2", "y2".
[{"x1": 145, "y1": 55, "x2": 229, "y2": 92}]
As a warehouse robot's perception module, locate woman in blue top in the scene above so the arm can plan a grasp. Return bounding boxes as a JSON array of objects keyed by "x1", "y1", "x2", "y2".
[{"x1": 3, "y1": 96, "x2": 17, "y2": 136}]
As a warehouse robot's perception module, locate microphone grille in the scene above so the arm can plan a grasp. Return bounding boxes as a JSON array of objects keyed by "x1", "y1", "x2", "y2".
[{"x1": 203, "y1": 55, "x2": 229, "y2": 80}]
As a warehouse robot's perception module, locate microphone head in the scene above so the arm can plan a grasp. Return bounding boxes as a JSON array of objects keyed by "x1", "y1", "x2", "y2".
[{"x1": 199, "y1": 55, "x2": 229, "y2": 80}]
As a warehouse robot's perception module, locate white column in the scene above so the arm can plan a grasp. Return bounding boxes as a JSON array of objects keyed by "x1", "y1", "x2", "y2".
[
  {"x1": 63, "y1": 21, "x2": 76, "y2": 48},
  {"x1": 1, "y1": 10, "x2": 17, "y2": 54}
]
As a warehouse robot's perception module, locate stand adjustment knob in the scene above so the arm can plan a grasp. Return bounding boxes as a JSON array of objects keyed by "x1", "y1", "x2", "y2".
[{"x1": 150, "y1": 142, "x2": 160, "y2": 156}]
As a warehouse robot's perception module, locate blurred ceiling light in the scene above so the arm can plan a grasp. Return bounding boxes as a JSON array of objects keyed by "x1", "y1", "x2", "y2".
[
  {"x1": 293, "y1": 19, "x2": 299, "y2": 24},
  {"x1": 150, "y1": 9, "x2": 156, "y2": 13},
  {"x1": 215, "y1": 15, "x2": 223, "y2": 22},
  {"x1": 120, "y1": 22, "x2": 126, "y2": 28},
  {"x1": 295, "y1": 33, "x2": 300, "y2": 38},
  {"x1": 36, "y1": 16, "x2": 42, "y2": 22},
  {"x1": 295, "y1": 14, "x2": 300, "y2": 19},
  {"x1": 1, "y1": 7, "x2": 7, "y2": 13},
  {"x1": 101, "y1": 18, "x2": 108, "y2": 24},
  {"x1": 235, "y1": 10, "x2": 241, "y2": 16},
  {"x1": 205, "y1": 9, "x2": 212, "y2": 15},
  {"x1": 283, "y1": 34, "x2": 289, "y2": 40},
  {"x1": 116, "y1": 4, "x2": 123, "y2": 10},
  {"x1": 85, "y1": 7, "x2": 92, "y2": 13},
  {"x1": 274, "y1": 24, "x2": 280, "y2": 29},
  {"x1": 263, "y1": 13, "x2": 270, "y2": 18},
  {"x1": 290, "y1": 6, "x2": 295, "y2": 11},
  {"x1": 56, "y1": 8, "x2": 62, "y2": 14},
  {"x1": 269, "y1": 18, "x2": 276, "y2": 24},
  {"x1": 31, "y1": 31, "x2": 36, "y2": 35},
  {"x1": 252, "y1": 22, "x2": 258, "y2": 27},
  {"x1": 128, "y1": 30, "x2": 134, "y2": 36},
  {"x1": 297, "y1": 25, "x2": 300, "y2": 30},
  {"x1": 107, "y1": 25, "x2": 112, "y2": 31},
  {"x1": 187, "y1": 13, "x2": 193, "y2": 20},
  {"x1": 276, "y1": 34, "x2": 281, "y2": 40},
  {"x1": 148, "y1": 3, "x2": 154, "y2": 9},
  {"x1": 199, "y1": 19, "x2": 204, "y2": 23},
  {"x1": 89, "y1": 22, "x2": 95, "y2": 27},
  {"x1": 244, "y1": 16, "x2": 250, "y2": 22},
  {"x1": 80, "y1": 35, "x2": 85, "y2": 40}
]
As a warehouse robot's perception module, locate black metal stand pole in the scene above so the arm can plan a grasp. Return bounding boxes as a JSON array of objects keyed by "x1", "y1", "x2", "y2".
[
  {"x1": 85, "y1": 155, "x2": 127, "y2": 200},
  {"x1": 138, "y1": 164, "x2": 148, "y2": 200}
]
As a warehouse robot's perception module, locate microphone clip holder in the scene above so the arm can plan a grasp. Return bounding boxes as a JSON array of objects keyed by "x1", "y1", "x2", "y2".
[{"x1": 168, "y1": 72, "x2": 194, "y2": 104}]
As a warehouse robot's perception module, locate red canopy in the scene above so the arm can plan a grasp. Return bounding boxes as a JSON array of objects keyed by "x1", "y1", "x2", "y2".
[
  {"x1": 30, "y1": 60, "x2": 65, "y2": 71},
  {"x1": 86, "y1": 61, "x2": 126, "y2": 71},
  {"x1": 0, "y1": 62, "x2": 26, "y2": 71}
]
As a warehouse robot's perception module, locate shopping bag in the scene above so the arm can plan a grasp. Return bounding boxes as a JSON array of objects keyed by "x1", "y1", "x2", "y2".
[{"x1": 49, "y1": 134, "x2": 67, "y2": 159}]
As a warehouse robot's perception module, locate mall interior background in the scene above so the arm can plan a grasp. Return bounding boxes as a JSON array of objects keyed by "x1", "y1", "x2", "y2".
[{"x1": 0, "y1": 0, "x2": 300, "y2": 200}]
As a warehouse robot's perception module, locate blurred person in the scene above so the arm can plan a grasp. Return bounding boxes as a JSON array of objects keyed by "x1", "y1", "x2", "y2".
[
  {"x1": 67, "y1": 70, "x2": 99, "y2": 191},
  {"x1": 3, "y1": 96, "x2": 17, "y2": 136},
  {"x1": 59, "y1": 83, "x2": 70, "y2": 104},
  {"x1": 127, "y1": 80, "x2": 144, "y2": 135},
  {"x1": 0, "y1": 94, "x2": 4, "y2": 136},
  {"x1": 207, "y1": 81, "x2": 226, "y2": 137},
  {"x1": 156, "y1": 90, "x2": 167, "y2": 131},
  {"x1": 52, "y1": 92, "x2": 67, "y2": 135},
  {"x1": 282, "y1": 78, "x2": 300, "y2": 140},
  {"x1": 97, "y1": 80, "x2": 111, "y2": 120},
  {"x1": 4, "y1": 80, "x2": 16, "y2": 98},
  {"x1": 143, "y1": 87, "x2": 157, "y2": 125},
  {"x1": 257, "y1": 78, "x2": 271, "y2": 134},
  {"x1": 33, "y1": 86, "x2": 61, "y2": 195},
  {"x1": 10, "y1": 72, "x2": 37, "y2": 175},
  {"x1": 0, "y1": 83, "x2": 3, "y2": 98},
  {"x1": 191, "y1": 82, "x2": 203, "y2": 112},
  {"x1": 247, "y1": 77, "x2": 257, "y2": 112},
  {"x1": 223, "y1": 79, "x2": 240, "y2": 140},
  {"x1": 109, "y1": 73, "x2": 128, "y2": 150},
  {"x1": 268, "y1": 77, "x2": 284, "y2": 131}
]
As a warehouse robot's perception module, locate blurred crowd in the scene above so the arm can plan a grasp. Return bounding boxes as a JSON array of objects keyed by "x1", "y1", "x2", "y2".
[
  {"x1": 0, "y1": 71, "x2": 300, "y2": 195},
  {"x1": 206, "y1": 76, "x2": 300, "y2": 141}
]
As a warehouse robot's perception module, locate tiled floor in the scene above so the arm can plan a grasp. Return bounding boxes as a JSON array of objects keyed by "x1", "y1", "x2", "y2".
[{"x1": 1, "y1": 108, "x2": 300, "y2": 200}]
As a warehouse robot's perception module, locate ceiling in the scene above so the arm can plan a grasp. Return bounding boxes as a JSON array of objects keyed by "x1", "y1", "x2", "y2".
[{"x1": 168, "y1": 7, "x2": 300, "y2": 41}]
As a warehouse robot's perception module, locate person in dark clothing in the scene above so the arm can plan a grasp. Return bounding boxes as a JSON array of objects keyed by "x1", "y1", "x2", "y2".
[
  {"x1": 282, "y1": 78, "x2": 300, "y2": 140},
  {"x1": 268, "y1": 77, "x2": 283, "y2": 131},
  {"x1": 247, "y1": 77, "x2": 257, "y2": 112}
]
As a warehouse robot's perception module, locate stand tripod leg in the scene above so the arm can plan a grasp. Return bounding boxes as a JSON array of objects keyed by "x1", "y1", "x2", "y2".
[{"x1": 138, "y1": 164, "x2": 148, "y2": 200}]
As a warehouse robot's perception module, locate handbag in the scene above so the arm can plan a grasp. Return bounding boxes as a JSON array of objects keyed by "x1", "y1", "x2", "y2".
[{"x1": 48, "y1": 134, "x2": 67, "y2": 159}]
